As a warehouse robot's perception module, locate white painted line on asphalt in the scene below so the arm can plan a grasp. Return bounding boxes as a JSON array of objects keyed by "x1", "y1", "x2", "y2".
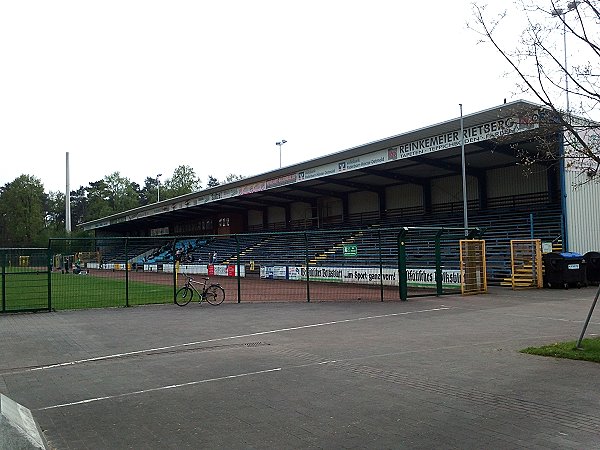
[
  {"x1": 503, "y1": 313, "x2": 600, "y2": 324},
  {"x1": 37, "y1": 367, "x2": 282, "y2": 411},
  {"x1": 30, "y1": 307, "x2": 450, "y2": 372}
]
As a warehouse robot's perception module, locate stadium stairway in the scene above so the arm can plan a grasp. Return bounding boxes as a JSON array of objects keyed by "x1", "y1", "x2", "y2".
[
  {"x1": 309, "y1": 230, "x2": 364, "y2": 266},
  {"x1": 500, "y1": 238, "x2": 563, "y2": 288}
]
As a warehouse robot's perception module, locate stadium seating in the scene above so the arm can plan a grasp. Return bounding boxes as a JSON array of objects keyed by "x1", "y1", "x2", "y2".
[{"x1": 99, "y1": 193, "x2": 562, "y2": 286}]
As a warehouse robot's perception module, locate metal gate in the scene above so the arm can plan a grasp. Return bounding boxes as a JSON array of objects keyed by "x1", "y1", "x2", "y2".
[
  {"x1": 460, "y1": 239, "x2": 488, "y2": 295},
  {"x1": 509, "y1": 239, "x2": 543, "y2": 289},
  {"x1": 1, "y1": 248, "x2": 50, "y2": 313}
]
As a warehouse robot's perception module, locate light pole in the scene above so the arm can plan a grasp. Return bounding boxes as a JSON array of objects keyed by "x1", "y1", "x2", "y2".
[
  {"x1": 552, "y1": 3, "x2": 579, "y2": 253},
  {"x1": 156, "y1": 173, "x2": 162, "y2": 202},
  {"x1": 552, "y1": 1, "x2": 579, "y2": 115},
  {"x1": 66, "y1": 152, "x2": 71, "y2": 233},
  {"x1": 276, "y1": 139, "x2": 287, "y2": 168},
  {"x1": 459, "y1": 104, "x2": 468, "y2": 236}
]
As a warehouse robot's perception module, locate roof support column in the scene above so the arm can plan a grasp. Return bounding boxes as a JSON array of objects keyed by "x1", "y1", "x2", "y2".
[
  {"x1": 341, "y1": 193, "x2": 348, "y2": 224},
  {"x1": 477, "y1": 173, "x2": 488, "y2": 210},
  {"x1": 547, "y1": 163, "x2": 560, "y2": 204},
  {"x1": 262, "y1": 207, "x2": 268, "y2": 231},
  {"x1": 377, "y1": 188, "x2": 385, "y2": 221},
  {"x1": 284, "y1": 204, "x2": 291, "y2": 231},
  {"x1": 423, "y1": 182, "x2": 432, "y2": 214}
]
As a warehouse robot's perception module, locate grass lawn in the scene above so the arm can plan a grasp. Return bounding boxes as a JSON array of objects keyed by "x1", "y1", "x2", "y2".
[
  {"x1": 521, "y1": 337, "x2": 600, "y2": 363},
  {"x1": 52, "y1": 273, "x2": 175, "y2": 309},
  {"x1": 1, "y1": 272, "x2": 174, "y2": 311}
]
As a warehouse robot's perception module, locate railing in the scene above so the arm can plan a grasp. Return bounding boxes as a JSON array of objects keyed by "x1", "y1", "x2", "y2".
[{"x1": 486, "y1": 192, "x2": 554, "y2": 209}]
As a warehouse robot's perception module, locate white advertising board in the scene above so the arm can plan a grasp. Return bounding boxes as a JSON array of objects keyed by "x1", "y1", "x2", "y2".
[{"x1": 263, "y1": 265, "x2": 461, "y2": 288}]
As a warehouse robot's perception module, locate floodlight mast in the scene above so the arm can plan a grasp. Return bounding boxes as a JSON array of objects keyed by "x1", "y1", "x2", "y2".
[
  {"x1": 460, "y1": 104, "x2": 468, "y2": 237},
  {"x1": 156, "y1": 173, "x2": 162, "y2": 202},
  {"x1": 276, "y1": 139, "x2": 287, "y2": 168},
  {"x1": 551, "y1": 1, "x2": 580, "y2": 115},
  {"x1": 66, "y1": 152, "x2": 71, "y2": 233}
]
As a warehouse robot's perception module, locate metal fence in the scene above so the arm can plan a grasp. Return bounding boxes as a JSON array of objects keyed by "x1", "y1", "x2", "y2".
[
  {"x1": 0, "y1": 248, "x2": 50, "y2": 313},
  {"x1": 1, "y1": 226, "x2": 484, "y2": 313}
]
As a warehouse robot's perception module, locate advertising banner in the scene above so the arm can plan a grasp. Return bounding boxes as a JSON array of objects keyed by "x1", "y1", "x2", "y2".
[
  {"x1": 263, "y1": 265, "x2": 461, "y2": 288},
  {"x1": 165, "y1": 264, "x2": 245, "y2": 277},
  {"x1": 296, "y1": 116, "x2": 539, "y2": 184}
]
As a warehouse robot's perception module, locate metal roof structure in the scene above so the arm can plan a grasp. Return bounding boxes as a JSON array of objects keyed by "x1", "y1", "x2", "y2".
[{"x1": 81, "y1": 99, "x2": 549, "y2": 233}]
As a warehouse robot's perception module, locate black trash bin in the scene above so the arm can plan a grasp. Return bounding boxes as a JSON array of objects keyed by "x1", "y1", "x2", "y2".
[
  {"x1": 543, "y1": 252, "x2": 586, "y2": 289},
  {"x1": 583, "y1": 251, "x2": 600, "y2": 285}
]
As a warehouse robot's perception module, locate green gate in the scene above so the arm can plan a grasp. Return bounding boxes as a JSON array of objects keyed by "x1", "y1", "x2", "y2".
[
  {"x1": 397, "y1": 226, "x2": 485, "y2": 301},
  {"x1": 1, "y1": 248, "x2": 50, "y2": 313}
]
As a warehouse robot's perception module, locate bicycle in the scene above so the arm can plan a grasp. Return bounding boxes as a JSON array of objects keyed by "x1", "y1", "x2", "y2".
[{"x1": 175, "y1": 275, "x2": 225, "y2": 306}]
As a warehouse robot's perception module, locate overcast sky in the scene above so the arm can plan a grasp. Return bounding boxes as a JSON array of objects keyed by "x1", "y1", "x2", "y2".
[{"x1": 1, "y1": 1, "x2": 541, "y2": 193}]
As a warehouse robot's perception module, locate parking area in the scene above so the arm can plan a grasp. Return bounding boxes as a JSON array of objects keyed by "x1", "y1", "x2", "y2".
[{"x1": 1, "y1": 286, "x2": 600, "y2": 449}]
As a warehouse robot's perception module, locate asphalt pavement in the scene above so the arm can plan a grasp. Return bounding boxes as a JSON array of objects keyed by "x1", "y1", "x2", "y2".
[{"x1": 1, "y1": 286, "x2": 600, "y2": 449}]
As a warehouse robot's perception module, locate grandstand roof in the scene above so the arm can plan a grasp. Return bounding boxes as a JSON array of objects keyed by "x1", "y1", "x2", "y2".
[{"x1": 81, "y1": 99, "x2": 548, "y2": 232}]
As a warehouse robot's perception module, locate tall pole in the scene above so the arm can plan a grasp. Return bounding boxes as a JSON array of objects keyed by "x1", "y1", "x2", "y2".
[
  {"x1": 156, "y1": 173, "x2": 162, "y2": 203},
  {"x1": 65, "y1": 152, "x2": 71, "y2": 233},
  {"x1": 276, "y1": 140, "x2": 287, "y2": 168},
  {"x1": 460, "y1": 104, "x2": 468, "y2": 236},
  {"x1": 562, "y1": 16, "x2": 569, "y2": 115},
  {"x1": 552, "y1": 2, "x2": 579, "y2": 115}
]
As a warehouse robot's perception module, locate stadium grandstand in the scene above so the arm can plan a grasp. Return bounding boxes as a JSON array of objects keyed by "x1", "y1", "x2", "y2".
[{"x1": 78, "y1": 100, "x2": 600, "y2": 291}]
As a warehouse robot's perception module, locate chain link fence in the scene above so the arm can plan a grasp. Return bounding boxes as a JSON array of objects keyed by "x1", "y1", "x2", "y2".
[
  {"x1": 1, "y1": 227, "x2": 484, "y2": 312},
  {"x1": 0, "y1": 248, "x2": 50, "y2": 313}
]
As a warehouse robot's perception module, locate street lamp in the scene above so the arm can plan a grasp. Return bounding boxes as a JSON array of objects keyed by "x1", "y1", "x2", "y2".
[
  {"x1": 552, "y1": 1, "x2": 580, "y2": 115},
  {"x1": 459, "y1": 104, "x2": 468, "y2": 236},
  {"x1": 156, "y1": 173, "x2": 162, "y2": 202},
  {"x1": 276, "y1": 139, "x2": 287, "y2": 168}
]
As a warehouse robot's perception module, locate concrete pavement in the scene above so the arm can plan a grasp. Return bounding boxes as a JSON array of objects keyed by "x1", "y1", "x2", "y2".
[{"x1": 1, "y1": 286, "x2": 600, "y2": 449}]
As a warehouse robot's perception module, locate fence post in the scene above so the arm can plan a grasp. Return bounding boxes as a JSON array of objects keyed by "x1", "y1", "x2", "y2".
[
  {"x1": 236, "y1": 234, "x2": 241, "y2": 303},
  {"x1": 378, "y1": 228, "x2": 384, "y2": 302},
  {"x1": 47, "y1": 242, "x2": 52, "y2": 311},
  {"x1": 398, "y1": 228, "x2": 408, "y2": 301},
  {"x1": 305, "y1": 231, "x2": 311, "y2": 303},
  {"x1": 172, "y1": 238, "x2": 177, "y2": 303},
  {"x1": 1, "y1": 250, "x2": 5, "y2": 313},
  {"x1": 529, "y1": 213, "x2": 534, "y2": 240},
  {"x1": 125, "y1": 238, "x2": 129, "y2": 307},
  {"x1": 435, "y1": 230, "x2": 443, "y2": 297}
]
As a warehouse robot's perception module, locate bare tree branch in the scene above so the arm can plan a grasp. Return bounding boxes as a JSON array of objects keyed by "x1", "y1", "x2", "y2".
[{"x1": 470, "y1": 1, "x2": 600, "y2": 181}]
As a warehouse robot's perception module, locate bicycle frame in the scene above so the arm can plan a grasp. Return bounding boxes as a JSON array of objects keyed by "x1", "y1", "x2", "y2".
[{"x1": 184, "y1": 276, "x2": 209, "y2": 299}]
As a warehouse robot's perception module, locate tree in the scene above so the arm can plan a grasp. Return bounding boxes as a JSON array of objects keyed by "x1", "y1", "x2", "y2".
[
  {"x1": 70, "y1": 186, "x2": 89, "y2": 226},
  {"x1": 162, "y1": 165, "x2": 202, "y2": 199},
  {"x1": 206, "y1": 175, "x2": 220, "y2": 188},
  {"x1": 84, "y1": 179, "x2": 113, "y2": 222},
  {"x1": 139, "y1": 176, "x2": 160, "y2": 205},
  {"x1": 0, "y1": 175, "x2": 46, "y2": 246},
  {"x1": 82, "y1": 173, "x2": 141, "y2": 222},
  {"x1": 471, "y1": 1, "x2": 600, "y2": 178},
  {"x1": 43, "y1": 190, "x2": 92, "y2": 240},
  {"x1": 103, "y1": 172, "x2": 140, "y2": 213},
  {"x1": 224, "y1": 173, "x2": 245, "y2": 183},
  {"x1": 45, "y1": 190, "x2": 66, "y2": 231}
]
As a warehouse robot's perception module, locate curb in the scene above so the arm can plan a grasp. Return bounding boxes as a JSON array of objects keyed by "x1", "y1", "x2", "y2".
[{"x1": 0, "y1": 394, "x2": 47, "y2": 449}]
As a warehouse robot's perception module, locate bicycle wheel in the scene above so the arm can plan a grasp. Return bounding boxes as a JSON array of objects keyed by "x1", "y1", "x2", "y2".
[
  {"x1": 175, "y1": 286, "x2": 193, "y2": 306},
  {"x1": 205, "y1": 285, "x2": 225, "y2": 305}
]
